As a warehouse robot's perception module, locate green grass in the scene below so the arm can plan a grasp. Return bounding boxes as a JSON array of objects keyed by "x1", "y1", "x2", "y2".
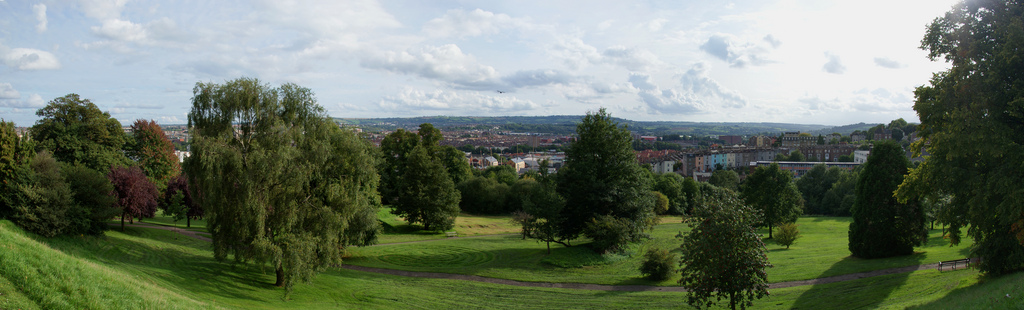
[
  {"x1": 0, "y1": 221, "x2": 215, "y2": 309},
  {"x1": 142, "y1": 212, "x2": 209, "y2": 231},
  {"x1": 376, "y1": 207, "x2": 519, "y2": 244},
  {"x1": 1, "y1": 218, "x2": 1021, "y2": 309},
  {"x1": 348, "y1": 216, "x2": 975, "y2": 285}
]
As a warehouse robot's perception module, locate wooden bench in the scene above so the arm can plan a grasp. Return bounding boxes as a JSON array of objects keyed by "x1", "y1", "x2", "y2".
[
  {"x1": 937, "y1": 258, "x2": 973, "y2": 271},
  {"x1": 445, "y1": 231, "x2": 458, "y2": 238}
]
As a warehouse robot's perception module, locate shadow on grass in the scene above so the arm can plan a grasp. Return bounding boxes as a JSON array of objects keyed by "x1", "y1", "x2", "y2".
[
  {"x1": 43, "y1": 226, "x2": 275, "y2": 303},
  {"x1": 790, "y1": 254, "x2": 923, "y2": 309}
]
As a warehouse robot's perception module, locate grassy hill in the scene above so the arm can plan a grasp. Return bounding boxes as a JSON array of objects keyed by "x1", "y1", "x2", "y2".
[{"x1": 1, "y1": 216, "x2": 1021, "y2": 309}]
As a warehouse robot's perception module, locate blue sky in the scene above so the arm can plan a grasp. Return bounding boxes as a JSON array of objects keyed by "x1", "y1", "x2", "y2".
[{"x1": 1, "y1": 0, "x2": 958, "y2": 127}]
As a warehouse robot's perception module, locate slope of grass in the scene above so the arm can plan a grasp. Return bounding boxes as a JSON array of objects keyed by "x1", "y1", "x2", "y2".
[
  {"x1": 0, "y1": 220, "x2": 215, "y2": 310},
  {"x1": 2, "y1": 218, "x2": 1020, "y2": 309}
]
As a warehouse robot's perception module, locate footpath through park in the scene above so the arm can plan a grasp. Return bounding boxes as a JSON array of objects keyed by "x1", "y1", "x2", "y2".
[{"x1": 119, "y1": 222, "x2": 962, "y2": 292}]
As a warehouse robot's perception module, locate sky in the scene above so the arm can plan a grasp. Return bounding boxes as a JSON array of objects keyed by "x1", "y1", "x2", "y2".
[{"x1": 0, "y1": 0, "x2": 960, "y2": 127}]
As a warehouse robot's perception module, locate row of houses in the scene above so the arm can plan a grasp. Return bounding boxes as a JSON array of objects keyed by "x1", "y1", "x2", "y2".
[{"x1": 648, "y1": 144, "x2": 861, "y2": 177}]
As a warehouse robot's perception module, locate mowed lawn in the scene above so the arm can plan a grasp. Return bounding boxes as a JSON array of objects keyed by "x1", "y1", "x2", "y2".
[
  {"x1": 1, "y1": 219, "x2": 1020, "y2": 309},
  {"x1": 348, "y1": 214, "x2": 976, "y2": 285}
]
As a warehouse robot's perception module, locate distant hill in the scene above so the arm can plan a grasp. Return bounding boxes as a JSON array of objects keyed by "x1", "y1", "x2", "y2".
[
  {"x1": 809, "y1": 122, "x2": 882, "y2": 136},
  {"x1": 334, "y1": 115, "x2": 849, "y2": 136}
]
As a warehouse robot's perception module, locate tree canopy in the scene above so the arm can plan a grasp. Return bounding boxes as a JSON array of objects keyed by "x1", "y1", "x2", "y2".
[
  {"x1": 108, "y1": 165, "x2": 158, "y2": 231},
  {"x1": 185, "y1": 78, "x2": 382, "y2": 291},
  {"x1": 708, "y1": 169, "x2": 740, "y2": 192},
  {"x1": 127, "y1": 119, "x2": 180, "y2": 190},
  {"x1": 380, "y1": 123, "x2": 462, "y2": 231},
  {"x1": 896, "y1": 0, "x2": 1024, "y2": 275},
  {"x1": 851, "y1": 141, "x2": 925, "y2": 258},
  {"x1": 740, "y1": 163, "x2": 802, "y2": 239},
  {"x1": 557, "y1": 108, "x2": 655, "y2": 252},
  {"x1": 31, "y1": 94, "x2": 129, "y2": 171},
  {"x1": 679, "y1": 186, "x2": 771, "y2": 310}
]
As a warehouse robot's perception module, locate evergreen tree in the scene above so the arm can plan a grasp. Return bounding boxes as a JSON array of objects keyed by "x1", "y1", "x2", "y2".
[
  {"x1": 395, "y1": 145, "x2": 460, "y2": 231},
  {"x1": 850, "y1": 141, "x2": 926, "y2": 258},
  {"x1": 557, "y1": 108, "x2": 655, "y2": 252}
]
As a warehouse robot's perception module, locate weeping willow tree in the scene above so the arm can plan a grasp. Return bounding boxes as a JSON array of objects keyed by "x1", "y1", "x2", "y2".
[{"x1": 184, "y1": 78, "x2": 381, "y2": 292}]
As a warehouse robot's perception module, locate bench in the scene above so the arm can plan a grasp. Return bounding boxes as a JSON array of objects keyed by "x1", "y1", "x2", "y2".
[
  {"x1": 445, "y1": 231, "x2": 458, "y2": 238},
  {"x1": 937, "y1": 258, "x2": 973, "y2": 271}
]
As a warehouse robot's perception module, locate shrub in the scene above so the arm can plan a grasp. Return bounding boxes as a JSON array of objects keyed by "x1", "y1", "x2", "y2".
[
  {"x1": 775, "y1": 223, "x2": 800, "y2": 249},
  {"x1": 652, "y1": 191, "x2": 669, "y2": 215},
  {"x1": 584, "y1": 215, "x2": 636, "y2": 254},
  {"x1": 639, "y1": 248, "x2": 676, "y2": 280}
]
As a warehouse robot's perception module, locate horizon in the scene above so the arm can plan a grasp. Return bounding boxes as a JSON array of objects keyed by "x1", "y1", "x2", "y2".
[{"x1": 1, "y1": 1, "x2": 955, "y2": 128}]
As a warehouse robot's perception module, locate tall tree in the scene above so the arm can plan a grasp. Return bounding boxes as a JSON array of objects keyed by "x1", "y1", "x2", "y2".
[
  {"x1": 186, "y1": 78, "x2": 382, "y2": 290},
  {"x1": 108, "y1": 165, "x2": 158, "y2": 231},
  {"x1": 557, "y1": 108, "x2": 655, "y2": 251},
  {"x1": 380, "y1": 123, "x2": 462, "y2": 230},
  {"x1": 679, "y1": 186, "x2": 771, "y2": 310},
  {"x1": 31, "y1": 94, "x2": 129, "y2": 171},
  {"x1": 127, "y1": 119, "x2": 180, "y2": 190},
  {"x1": 851, "y1": 141, "x2": 926, "y2": 258},
  {"x1": 512, "y1": 179, "x2": 568, "y2": 253},
  {"x1": 1, "y1": 120, "x2": 35, "y2": 219},
  {"x1": 394, "y1": 145, "x2": 460, "y2": 231},
  {"x1": 896, "y1": 0, "x2": 1024, "y2": 275},
  {"x1": 378, "y1": 129, "x2": 420, "y2": 205},
  {"x1": 741, "y1": 163, "x2": 802, "y2": 239},
  {"x1": 653, "y1": 173, "x2": 685, "y2": 215}
]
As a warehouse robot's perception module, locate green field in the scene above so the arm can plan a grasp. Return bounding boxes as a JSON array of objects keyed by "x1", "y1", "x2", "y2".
[{"x1": 1, "y1": 213, "x2": 1022, "y2": 309}]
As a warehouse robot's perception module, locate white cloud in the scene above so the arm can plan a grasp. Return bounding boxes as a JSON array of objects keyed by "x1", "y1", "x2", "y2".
[
  {"x1": 873, "y1": 57, "x2": 906, "y2": 69},
  {"x1": 848, "y1": 88, "x2": 913, "y2": 112},
  {"x1": 823, "y1": 52, "x2": 846, "y2": 74},
  {"x1": 699, "y1": 33, "x2": 776, "y2": 68},
  {"x1": 502, "y1": 69, "x2": 576, "y2": 88},
  {"x1": 0, "y1": 93, "x2": 45, "y2": 109},
  {"x1": 0, "y1": 83, "x2": 21, "y2": 99},
  {"x1": 379, "y1": 88, "x2": 540, "y2": 114},
  {"x1": 601, "y1": 46, "x2": 663, "y2": 72},
  {"x1": 33, "y1": 4, "x2": 47, "y2": 33},
  {"x1": 632, "y1": 63, "x2": 747, "y2": 114},
  {"x1": 2, "y1": 48, "x2": 61, "y2": 70},
  {"x1": 361, "y1": 44, "x2": 501, "y2": 89},
  {"x1": 548, "y1": 37, "x2": 602, "y2": 70},
  {"x1": 79, "y1": 0, "x2": 129, "y2": 20},
  {"x1": 799, "y1": 95, "x2": 842, "y2": 111},
  {"x1": 423, "y1": 9, "x2": 522, "y2": 38},
  {"x1": 647, "y1": 18, "x2": 668, "y2": 32},
  {"x1": 92, "y1": 18, "x2": 148, "y2": 41}
]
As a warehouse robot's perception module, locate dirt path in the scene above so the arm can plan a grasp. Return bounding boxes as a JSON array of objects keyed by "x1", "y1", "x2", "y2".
[{"x1": 122, "y1": 223, "x2": 971, "y2": 291}]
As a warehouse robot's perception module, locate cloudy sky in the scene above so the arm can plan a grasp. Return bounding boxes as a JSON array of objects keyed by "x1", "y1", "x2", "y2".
[{"x1": 1, "y1": 0, "x2": 959, "y2": 127}]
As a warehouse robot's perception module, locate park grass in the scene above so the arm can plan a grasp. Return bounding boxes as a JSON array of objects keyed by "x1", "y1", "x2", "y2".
[
  {"x1": 143, "y1": 212, "x2": 209, "y2": 231},
  {"x1": 0, "y1": 220, "x2": 215, "y2": 310},
  {"x1": 349, "y1": 216, "x2": 975, "y2": 285},
  {"x1": 376, "y1": 207, "x2": 519, "y2": 244},
  {"x1": 1, "y1": 218, "x2": 1021, "y2": 309}
]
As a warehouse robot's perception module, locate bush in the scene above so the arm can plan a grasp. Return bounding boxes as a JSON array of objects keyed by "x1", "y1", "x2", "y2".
[
  {"x1": 775, "y1": 223, "x2": 800, "y2": 249},
  {"x1": 584, "y1": 215, "x2": 636, "y2": 254},
  {"x1": 652, "y1": 191, "x2": 669, "y2": 215},
  {"x1": 639, "y1": 248, "x2": 676, "y2": 280}
]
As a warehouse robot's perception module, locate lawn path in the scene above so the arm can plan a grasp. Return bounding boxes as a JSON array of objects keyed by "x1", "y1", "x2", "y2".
[{"x1": 120, "y1": 223, "x2": 968, "y2": 291}]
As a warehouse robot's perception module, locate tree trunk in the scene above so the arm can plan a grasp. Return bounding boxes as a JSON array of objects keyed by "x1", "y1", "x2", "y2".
[
  {"x1": 275, "y1": 264, "x2": 285, "y2": 287},
  {"x1": 121, "y1": 213, "x2": 125, "y2": 231},
  {"x1": 768, "y1": 222, "x2": 774, "y2": 239},
  {"x1": 730, "y1": 291, "x2": 737, "y2": 310},
  {"x1": 546, "y1": 241, "x2": 551, "y2": 254},
  {"x1": 187, "y1": 216, "x2": 191, "y2": 228}
]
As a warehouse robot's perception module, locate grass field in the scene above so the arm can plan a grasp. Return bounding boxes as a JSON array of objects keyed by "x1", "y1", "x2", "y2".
[
  {"x1": 349, "y1": 215, "x2": 975, "y2": 285},
  {"x1": 2, "y1": 212, "x2": 1021, "y2": 309}
]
